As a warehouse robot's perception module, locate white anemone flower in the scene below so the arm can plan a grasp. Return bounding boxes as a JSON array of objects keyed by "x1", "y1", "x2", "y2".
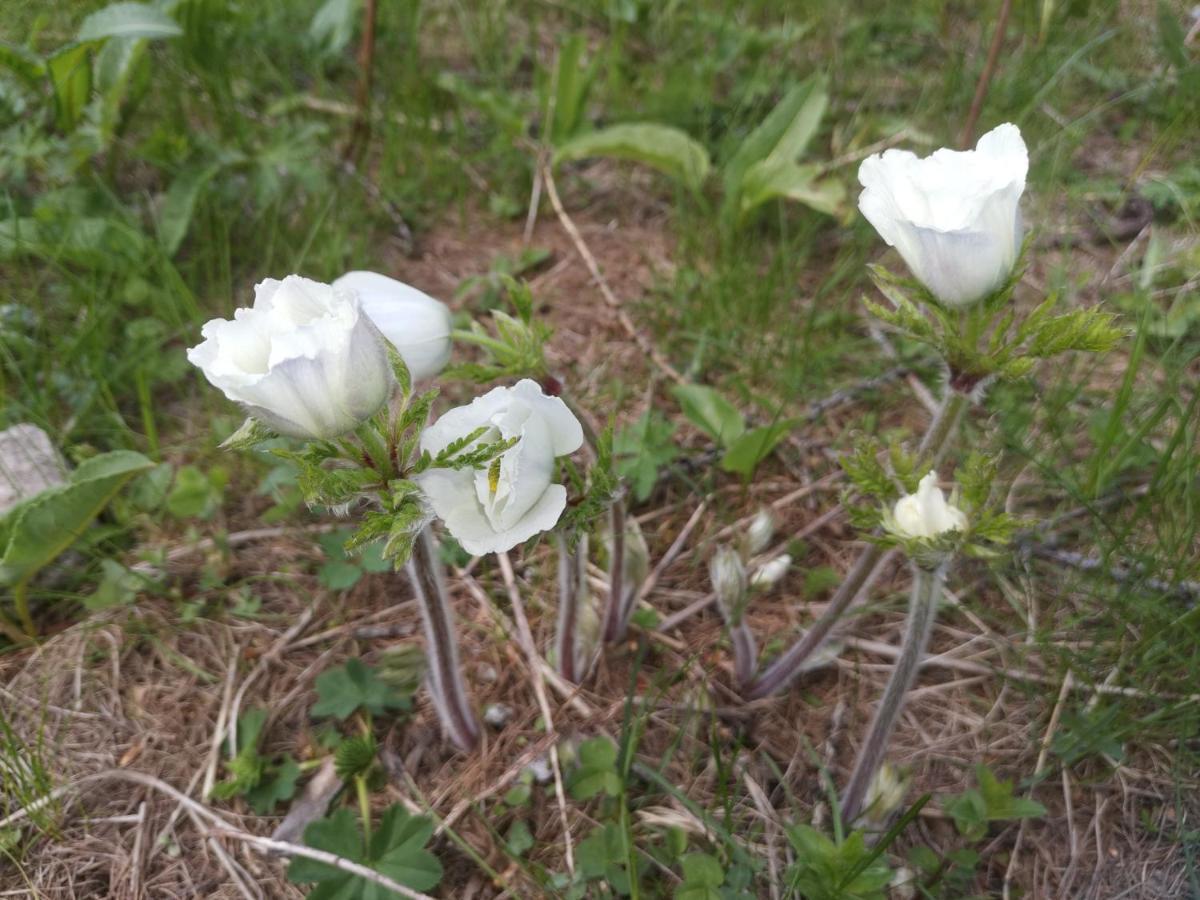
[
  {"x1": 187, "y1": 275, "x2": 392, "y2": 440},
  {"x1": 892, "y1": 472, "x2": 968, "y2": 540},
  {"x1": 332, "y1": 271, "x2": 453, "y2": 382},
  {"x1": 415, "y1": 380, "x2": 584, "y2": 555},
  {"x1": 857, "y1": 123, "x2": 1028, "y2": 307}
]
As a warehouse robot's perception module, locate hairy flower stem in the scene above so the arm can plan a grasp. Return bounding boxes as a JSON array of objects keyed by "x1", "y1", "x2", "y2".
[
  {"x1": 603, "y1": 499, "x2": 628, "y2": 643},
  {"x1": 917, "y1": 388, "x2": 969, "y2": 470},
  {"x1": 406, "y1": 528, "x2": 479, "y2": 751},
  {"x1": 745, "y1": 387, "x2": 969, "y2": 699},
  {"x1": 730, "y1": 622, "x2": 759, "y2": 690},
  {"x1": 554, "y1": 531, "x2": 588, "y2": 682},
  {"x1": 840, "y1": 562, "x2": 946, "y2": 824}
]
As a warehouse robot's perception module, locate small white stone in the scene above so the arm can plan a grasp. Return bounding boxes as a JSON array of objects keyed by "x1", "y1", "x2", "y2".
[{"x1": 483, "y1": 703, "x2": 512, "y2": 727}]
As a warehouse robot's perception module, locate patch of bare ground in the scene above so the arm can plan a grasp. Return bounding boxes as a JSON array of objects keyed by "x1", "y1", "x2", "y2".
[{"x1": 3, "y1": 167, "x2": 1195, "y2": 899}]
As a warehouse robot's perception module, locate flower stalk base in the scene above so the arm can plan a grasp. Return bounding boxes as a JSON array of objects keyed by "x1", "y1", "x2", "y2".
[
  {"x1": 840, "y1": 562, "x2": 945, "y2": 824},
  {"x1": 407, "y1": 528, "x2": 480, "y2": 751},
  {"x1": 555, "y1": 531, "x2": 589, "y2": 683}
]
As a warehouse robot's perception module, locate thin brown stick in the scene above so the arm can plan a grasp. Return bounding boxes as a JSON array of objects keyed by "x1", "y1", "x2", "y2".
[
  {"x1": 541, "y1": 162, "x2": 685, "y2": 384},
  {"x1": 959, "y1": 0, "x2": 1015, "y2": 149},
  {"x1": 202, "y1": 645, "x2": 241, "y2": 799},
  {"x1": 345, "y1": 0, "x2": 379, "y2": 161},
  {"x1": 496, "y1": 552, "x2": 575, "y2": 875},
  {"x1": 637, "y1": 499, "x2": 708, "y2": 602}
]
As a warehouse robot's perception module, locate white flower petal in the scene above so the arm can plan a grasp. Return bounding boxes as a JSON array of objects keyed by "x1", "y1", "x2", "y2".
[
  {"x1": 510, "y1": 379, "x2": 585, "y2": 455},
  {"x1": 471, "y1": 484, "x2": 567, "y2": 555},
  {"x1": 333, "y1": 271, "x2": 453, "y2": 381},
  {"x1": 487, "y1": 410, "x2": 556, "y2": 531},
  {"x1": 419, "y1": 384, "x2": 516, "y2": 456}
]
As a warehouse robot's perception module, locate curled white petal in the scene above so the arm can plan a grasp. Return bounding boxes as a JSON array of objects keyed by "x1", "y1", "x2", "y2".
[{"x1": 333, "y1": 271, "x2": 453, "y2": 381}]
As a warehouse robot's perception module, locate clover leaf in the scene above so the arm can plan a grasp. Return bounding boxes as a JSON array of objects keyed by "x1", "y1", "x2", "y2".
[
  {"x1": 311, "y1": 659, "x2": 410, "y2": 721},
  {"x1": 287, "y1": 805, "x2": 443, "y2": 899},
  {"x1": 568, "y1": 737, "x2": 622, "y2": 801}
]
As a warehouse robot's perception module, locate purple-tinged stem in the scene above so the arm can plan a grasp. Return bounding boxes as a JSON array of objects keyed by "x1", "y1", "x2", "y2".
[
  {"x1": 840, "y1": 562, "x2": 945, "y2": 824},
  {"x1": 730, "y1": 622, "x2": 758, "y2": 690},
  {"x1": 603, "y1": 499, "x2": 628, "y2": 643},
  {"x1": 554, "y1": 531, "x2": 589, "y2": 683},
  {"x1": 406, "y1": 528, "x2": 479, "y2": 751},
  {"x1": 746, "y1": 547, "x2": 890, "y2": 699}
]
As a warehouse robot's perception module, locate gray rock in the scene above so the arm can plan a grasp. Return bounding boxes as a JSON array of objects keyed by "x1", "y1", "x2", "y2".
[{"x1": 0, "y1": 424, "x2": 67, "y2": 514}]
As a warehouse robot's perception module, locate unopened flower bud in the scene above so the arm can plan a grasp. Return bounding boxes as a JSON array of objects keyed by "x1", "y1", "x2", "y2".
[
  {"x1": 863, "y1": 762, "x2": 910, "y2": 821},
  {"x1": 710, "y1": 545, "x2": 748, "y2": 625},
  {"x1": 892, "y1": 471, "x2": 967, "y2": 540},
  {"x1": 750, "y1": 554, "x2": 791, "y2": 590},
  {"x1": 739, "y1": 507, "x2": 776, "y2": 559}
]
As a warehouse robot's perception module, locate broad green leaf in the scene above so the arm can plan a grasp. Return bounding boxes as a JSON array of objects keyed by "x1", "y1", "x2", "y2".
[
  {"x1": 505, "y1": 820, "x2": 534, "y2": 857},
  {"x1": 547, "y1": 33, "x2": 594, "y2": 143},
  {"x1": 0, "y1": 41, "x2": 45, "y2": 88},
  {"x1": 371, "y1": 805, "x2": 442, "y2": 891},
  {"x1": 763, "y1": 76, "x2": 828, "y2": 166},
  {"x1": 244, "y1": 757, "x2": 300, "y2": 814},
  {"x1": 678, "y1": 852, "x2": 724, "y2": 898},
  {"x1": 671, "y1": 384, "x2": 745, "y2": 448},
  {"x1": 287, "y1": 808, "x2": 365, "y2": 882},
  {"x1": 94, "y1": 35, "x2": 148, "y2": 139},
  {"x1": 165, "y1": 464, "x2": 225, "y2": 519},
  {"x1": 85, "y1": 559, "x2": 143, "y2": 610},
  {"x1": 78, "y1": 3, "x2": 183, "y2": 41},
  {"x1": 555, "y1": 123, "x2": 711, "y2": 192},
  {"x1": 738, "y1": 159, "x2": 844, "y2": 219},
  {"x1": 158, "y1": 159, "x2": 228, "y2": 255},
  {"x1": 0, "y1": 450, "x2": 152, "y2": 589},
  {"x1": 724, "y1": 74, "x2": 828, "y2": 201},
  {"x1": 719, "y1": 419, "x2": 798, "y2": 478},
  {"x1": 46, "y1": 43, "x2": 91, "y2": 132}
]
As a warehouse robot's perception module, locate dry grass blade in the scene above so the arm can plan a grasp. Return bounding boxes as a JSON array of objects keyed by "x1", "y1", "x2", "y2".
[{"x1": 496, "y1": 552, "x2": 575, "y2": 875}]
